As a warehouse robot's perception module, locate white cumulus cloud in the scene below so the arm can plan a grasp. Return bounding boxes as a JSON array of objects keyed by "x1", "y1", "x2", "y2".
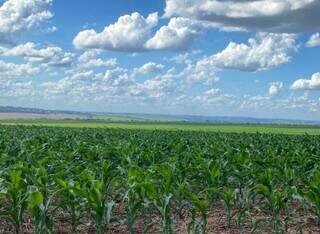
[
  {"x1": 1, "y1": 42, "x2": 74, "y2": 67},
  {"x1": 291, "y1": 72, "x2": 320, "y2": 90},
  {"x1": 73, "y1": 12, "x2": 158, "y2": 52},
  {"x1": 134, "y1": 62, "x2": 164, "y2": 75},
  {"x1": 78, "y1": 50, "x2": 117, "y2": 68},
  {"x1": 164, "y1": 0, "x2": 320, "y2": 33},
  {"x1": 73, "y1": 12, "x2": 207, "y2": 52},
  {"x1": 269, "y1": 82, "x2": 283, "y2": 97},
  {"x1": 306, "y1": 33, "x2": 320, "y2": 47},
  {"x1": 208, "y1": 33, "x2": 298, "y2": 72},
  {"x1": 145, "y1": 17, "x2": 203, "y2": 51},
  {"x1": 0, "y1": 60, "x2": 39, "y2": 77},
  {"x1": 0, "y1": 0, "x2": 54, "y2": 43}
]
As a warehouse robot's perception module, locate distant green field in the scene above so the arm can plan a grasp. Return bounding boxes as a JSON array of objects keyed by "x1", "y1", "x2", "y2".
[
  {"x1": 0, "y1": 119, "x2": 320, "y2": 135},
  {"x1": 91, "y1": 113, "x2": 184, "y2": 122}
]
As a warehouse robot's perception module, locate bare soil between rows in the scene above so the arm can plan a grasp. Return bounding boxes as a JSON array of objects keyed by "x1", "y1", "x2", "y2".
[{"x1": 1, "y1": 202, "x2": 320, "y2": 234}]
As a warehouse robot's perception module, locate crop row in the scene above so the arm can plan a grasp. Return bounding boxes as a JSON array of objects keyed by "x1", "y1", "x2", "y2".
[{"x1": 0, "y1": 126, "x2": 320, "y2": 233}]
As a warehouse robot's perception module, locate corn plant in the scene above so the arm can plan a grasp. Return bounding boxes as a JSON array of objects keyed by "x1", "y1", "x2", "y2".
[
  {"x1": 174, "y1": 180, "x2": 188, "y2": 219},
  {"x1": 303, "y1": 170, "x2": 320, "y2": 225},
  {"x1": 187, "y1": 192, "x2": 209, "y2": 234},
  {"x1": 151, "y1": 164, "x2": 176, "y2": 234},
  {"x1": 27, "y1": 166, "x2": 56, "y2": 234},
  {"x1": 0, "y1": 125, "x2": 319, "y2": 233},
  {"x1": 221, "y1": 188, "x2": 235, "y2": 228},
  {"x1": 28, "y1": 188, "x2": 53, "y2": 234},
  {"x1": 123, "y1": 166, "x2": 147, "y2": 234},
  {"x1": 77, "y1": 162, "x2": 116, "y2": 234},
  {"x1": 0, "y1": 170, "x2": 28, "y2": 234},
  {"x1": 234, "y1": 188, "x2": 251, "y2": 234},
  {"x1": 55, "y1": 179, "x2": 85, "y2": 233},
  {"x1": 254, "y1": 169, "x2": 294, "y2": 233}
]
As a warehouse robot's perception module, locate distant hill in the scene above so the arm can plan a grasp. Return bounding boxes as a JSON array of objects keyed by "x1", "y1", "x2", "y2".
[
  {"x1": 175, "y1": 115, "x2": 320, "y2": 125},
  {"x1": 0, "y1": 106, "x2": 91, "y2": 118},
  {"x1": 0, "y1": 106, "x2": 319, "y2": 125}
]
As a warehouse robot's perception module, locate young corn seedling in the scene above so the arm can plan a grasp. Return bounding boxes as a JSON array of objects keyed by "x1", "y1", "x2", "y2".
[
  {"x1": 151, "y1": 164, "x2": 176, "y2": 234},
  {"x1": 28, "y1": 187, "x2": 53, "y2": 234},
  {"x1": 129, "y1": 171, "x2": 157, "y2": 234},
  {"x1": 187, "y1": 192, "x2": 209, "y2": 234},
  {"x1": 78, "y1": 179, "x2": 115, "y2": 234},
  {"x1": 206, "y1": 163, "x2": 221, "y2": 201},
  {"x1": 303, "y1": 170, "x2": 320, "y2": 225},
  {"x1": 77, "y1": 162, "x2": 116, "y2": 234},
  {"x1": 27, "y1": 166, "x2": 57, "y2": 234},
  {"x1": 124, "y1": 188, "x2": 140, "y2": 234},
  {"x1": 0, "y1": 170, "x2": 28, "y2": 234},
  {"x1": 254, "y1": 170, "x2": 292, "y2": 233},
  {"x1": 234, "y1": 188, "x2": 251, "y2": 234},
  {"x1": 174, "y1": 180, "x2": 188, "y2": 219},
  {"x1": 55, "y1": 179, "x2": 85, "y2": 233},
  {"x1": 123, "y1": 166, "x2": 147, "y2": 234},
  {"x1": 221, "y1": 188, "x2": 235, "y2": 228},
  {"x1": 153, "y1": 193, "x2": 173, "y2": 234}
]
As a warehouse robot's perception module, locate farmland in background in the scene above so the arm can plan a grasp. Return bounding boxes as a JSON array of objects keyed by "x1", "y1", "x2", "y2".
[
  {"x1": 1, "y1": 106, "x2": 320, "y2": 125},
  {"x1": 1, "y1": 119, "x2": 320, "y2": 135}
]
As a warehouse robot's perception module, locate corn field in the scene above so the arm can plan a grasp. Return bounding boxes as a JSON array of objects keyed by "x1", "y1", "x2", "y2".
[{"x1": 0, "y1": 126, "x2": 320, "y2": 233}]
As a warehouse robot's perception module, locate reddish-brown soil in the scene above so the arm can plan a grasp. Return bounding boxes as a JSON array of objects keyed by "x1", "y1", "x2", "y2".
[
  {"x1": 1, "y1": 202, "x2": 320, "y2": 233},
  {"x1": 0, "y1": 112, "x2": 80, "y2": 120}
]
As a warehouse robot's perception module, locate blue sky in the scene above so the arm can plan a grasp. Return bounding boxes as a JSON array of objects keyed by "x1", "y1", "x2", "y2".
[{"x1": 1, "y1": 0, "x2": 320, "y2": 120}]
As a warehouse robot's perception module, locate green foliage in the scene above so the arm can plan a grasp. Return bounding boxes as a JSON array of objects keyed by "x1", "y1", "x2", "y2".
[
  {"x1": 28, "y1": 187, "x2": 53, "y2": 234},
  {"x1": 0, "y1": 169, "x2": 28, "y2": 234},
  {"x1": 0, "y1": 125, "x2": 319, "y2": 233},
  {"x1": 222, "y1": 188, "x2": 235, "y2": 228},
  {"x1": 303, "y1": 170, "x2": 320, "y2": 225}
]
